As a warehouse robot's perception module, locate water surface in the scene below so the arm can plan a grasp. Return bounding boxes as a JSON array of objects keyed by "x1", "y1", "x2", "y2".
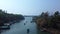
[{"x1": 1, "y1": 17, "x2": 50, "y2": 34}]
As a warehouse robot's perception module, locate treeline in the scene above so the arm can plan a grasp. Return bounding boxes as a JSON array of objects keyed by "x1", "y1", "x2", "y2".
[
  {"x1": 0, "y1": 9, "x2": 25, "y2": 26},
  {"x1": 32, "y1": 11, "x2": 60, "y2": 30}
]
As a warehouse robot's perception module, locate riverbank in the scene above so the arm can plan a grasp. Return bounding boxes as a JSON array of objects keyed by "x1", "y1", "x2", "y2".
[
  {"x1": 32, "y1": 11, "x2": 60, "y2": 34},
  {"x1": 0, "y1": 9, "x2": 25, "y2": 33},
  {"x1": 40, "y1": 27, "x2": 60, "y2": 34},
  {"x1": 0, "y1": 9, "x2": 24, "y2": 25}
]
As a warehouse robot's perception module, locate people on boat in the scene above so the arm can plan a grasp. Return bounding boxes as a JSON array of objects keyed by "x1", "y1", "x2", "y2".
[{"x1": 27, "y1": 29, "x2": 30, "y2": 33}]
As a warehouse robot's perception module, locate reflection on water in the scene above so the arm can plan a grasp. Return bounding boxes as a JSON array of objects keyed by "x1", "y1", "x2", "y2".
[{"x1": 1, "y1": 17, "x2": 50, "y2": 34}]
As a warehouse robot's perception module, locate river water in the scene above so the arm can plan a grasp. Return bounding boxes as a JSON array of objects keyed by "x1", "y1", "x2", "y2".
[{"x1": 1, "y1": 17, "x2": 50, "y2": 34}]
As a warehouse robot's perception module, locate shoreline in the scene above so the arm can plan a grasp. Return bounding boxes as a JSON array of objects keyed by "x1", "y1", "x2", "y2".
[{"x1": 40, "y1": 27, "x2": 60, "y2": 34}]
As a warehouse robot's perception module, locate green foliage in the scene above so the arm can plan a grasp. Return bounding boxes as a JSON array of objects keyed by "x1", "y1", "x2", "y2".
[
  {"x1": 33, "y1": 11, "x2": 60, "y2": 30},
  {"x1": 0, "y1": 9, "x2": 24, "y2": 26}
]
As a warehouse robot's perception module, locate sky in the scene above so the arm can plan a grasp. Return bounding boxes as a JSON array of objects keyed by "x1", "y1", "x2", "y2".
[{"x1": 0, "y1": 0, "x2": 60, "y2": 15}]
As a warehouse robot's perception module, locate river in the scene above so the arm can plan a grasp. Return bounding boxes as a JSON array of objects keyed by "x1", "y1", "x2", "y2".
[{"x1": 1, "y1": 17, "x2": 50, "y2": 34}]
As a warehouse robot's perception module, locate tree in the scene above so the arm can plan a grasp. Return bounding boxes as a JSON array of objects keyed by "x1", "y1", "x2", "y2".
[{"x1": 54, "y1": 11, "x2": 60, "y2": 17}]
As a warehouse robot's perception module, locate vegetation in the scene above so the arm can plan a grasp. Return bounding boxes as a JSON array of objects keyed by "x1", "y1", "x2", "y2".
[
  {"x1": 0, "y1": 9, "x2": 25, "y2": 26},
  {"x1": 32, "y1": 11, "x2": 60, "y2": 34}
]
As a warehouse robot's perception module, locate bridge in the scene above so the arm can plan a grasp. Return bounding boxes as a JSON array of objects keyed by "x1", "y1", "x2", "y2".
[{"x1": 23, "y1": 15, "x2": 38, "y2": 17}]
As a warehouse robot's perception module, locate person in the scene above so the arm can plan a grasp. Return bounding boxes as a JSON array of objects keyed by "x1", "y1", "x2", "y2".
[{"x1": 27, "y1": 29, "x2": 30, "y2": 33}]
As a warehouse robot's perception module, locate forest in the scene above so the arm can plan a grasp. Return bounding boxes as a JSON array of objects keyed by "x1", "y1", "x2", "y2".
[
  {"x1": 32, "y1": 11, "x2": 60, "y2": 34},
  {"x1": 0, "y1": 9, "x2": 24, "y2": 26}
]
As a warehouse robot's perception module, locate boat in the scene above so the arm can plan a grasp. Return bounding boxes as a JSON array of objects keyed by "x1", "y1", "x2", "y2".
[
  {"x1": 0, "y1": 25, "x2": 10, "y2": 30},
  {"x1": 0, "y1": 23, "x2": 10, "y2": 30}
]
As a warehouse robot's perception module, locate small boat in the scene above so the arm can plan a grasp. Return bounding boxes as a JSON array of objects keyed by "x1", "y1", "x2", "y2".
[
  {"x1": 0, "y1": 23, "x2": 10, "y2": 30},
  {"x1": 0, "y1": 26, "x2": 10, "y2": 30},
  {"x1": 31, "y1": 21, "x2": 33, "y2": 23},
  {"x1": 27, "y1": 29, "x2": 30, "y2": 33},
  {"x1": 24, "y1": 23, "x2": 26, "y2": 25}
]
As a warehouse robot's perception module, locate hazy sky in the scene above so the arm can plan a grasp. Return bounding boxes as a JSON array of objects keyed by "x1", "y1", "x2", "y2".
[{"x1": 0, "y1": 0, "x2": 60, "y2": 15}]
